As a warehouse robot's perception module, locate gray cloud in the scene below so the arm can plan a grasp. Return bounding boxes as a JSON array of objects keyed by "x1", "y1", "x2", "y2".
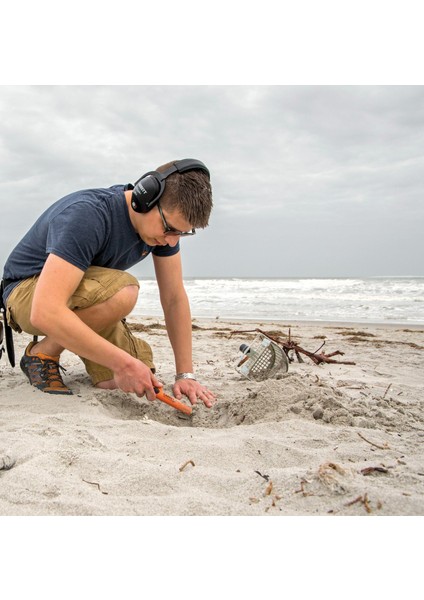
[{"x1": 1, "y1": 85, "x2": 423, "y2": 277}]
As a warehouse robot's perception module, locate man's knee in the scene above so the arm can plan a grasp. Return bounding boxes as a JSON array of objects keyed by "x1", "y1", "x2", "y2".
[
  {"x1": 114, "y1": 284, "x2": 139, "y2": 314},
  {"x1": 72, "y1": 283, "x2": 138, "y2": 333},
  {"x1": 70, "y1": 268, "x2": 139, "y2": 311}
]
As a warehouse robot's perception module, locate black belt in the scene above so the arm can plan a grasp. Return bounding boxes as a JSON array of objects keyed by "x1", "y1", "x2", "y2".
[{"x1": 0, "y1": 279, "x2": 15, "y2": 367}]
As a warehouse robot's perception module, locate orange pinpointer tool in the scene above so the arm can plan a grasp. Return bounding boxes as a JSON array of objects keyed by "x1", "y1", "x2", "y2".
[{"x1": 154, "y1": 387, "x2": 193, "y2": 415}]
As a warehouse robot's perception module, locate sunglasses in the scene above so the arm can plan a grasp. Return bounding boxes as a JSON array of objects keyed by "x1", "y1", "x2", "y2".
[{"x1": 157, "y1": 203, "x2": 196, "y2": 237}]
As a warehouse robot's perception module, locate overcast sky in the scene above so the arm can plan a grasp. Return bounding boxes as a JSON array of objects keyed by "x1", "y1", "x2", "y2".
[{"x1": 1, "y1": 85, "x2": 423, "y2": 278}]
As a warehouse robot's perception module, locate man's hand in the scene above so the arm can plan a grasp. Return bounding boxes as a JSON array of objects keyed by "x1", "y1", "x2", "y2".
[
  {"x1": 173, "y1": 378, "x2": 216, "y2": 408},
  {"x1": 114, "y1": 358, "x2": 163, "y2": 402}
]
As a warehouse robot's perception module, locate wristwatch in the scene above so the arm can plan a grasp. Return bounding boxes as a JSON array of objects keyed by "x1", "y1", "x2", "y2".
[{"x1": 175, "y1": 372, "x2": 197, "y2": 382}]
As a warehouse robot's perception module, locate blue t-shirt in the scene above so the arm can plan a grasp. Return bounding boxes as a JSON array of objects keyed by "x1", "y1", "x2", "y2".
[{"x1": 2, "y1": 184, "x2": 179, "y2": 302}]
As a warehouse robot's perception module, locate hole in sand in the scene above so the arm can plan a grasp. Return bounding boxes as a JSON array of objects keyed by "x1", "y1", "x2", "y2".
[{"x1": 92, "y1": 372, "x2": 422, "y2": 432}]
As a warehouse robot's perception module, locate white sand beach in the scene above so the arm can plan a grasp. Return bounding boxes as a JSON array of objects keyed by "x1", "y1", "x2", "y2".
[{"x1": 1, "y1": 317, "x2": 423, "y2": 517}]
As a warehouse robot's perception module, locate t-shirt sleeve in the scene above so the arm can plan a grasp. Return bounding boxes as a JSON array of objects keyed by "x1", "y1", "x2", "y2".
[
  {"x1": 152, "y1": 241, "x2": 180, "y2": 257},
  {"x1": 46, "y1": 202, "x2": 107, "y2": 271}
]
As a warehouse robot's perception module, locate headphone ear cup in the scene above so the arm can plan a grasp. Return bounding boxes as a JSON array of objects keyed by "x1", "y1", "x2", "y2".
[{"x1": 131, "y1": 175, "x2": 162, "y2": 213}]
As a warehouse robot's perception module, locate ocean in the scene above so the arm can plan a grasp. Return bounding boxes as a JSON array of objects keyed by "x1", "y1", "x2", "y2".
[{"x1": 132, "y1": 277, "x2": 424, "y2": 325}]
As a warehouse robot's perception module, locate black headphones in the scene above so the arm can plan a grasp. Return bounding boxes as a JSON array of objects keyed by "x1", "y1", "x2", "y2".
[{"x1": 130, "y1": 158, "x2": 210, "y2": 213}]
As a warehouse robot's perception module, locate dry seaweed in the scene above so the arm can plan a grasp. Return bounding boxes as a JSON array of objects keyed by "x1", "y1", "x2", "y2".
[{"x1": 230, "y1": 328, "x2": 356, "y2": 366}]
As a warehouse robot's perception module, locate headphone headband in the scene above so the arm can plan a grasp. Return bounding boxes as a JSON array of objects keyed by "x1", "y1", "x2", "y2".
[{"x1": 131, "y1": 158, "x2": 210, "y2": 213}]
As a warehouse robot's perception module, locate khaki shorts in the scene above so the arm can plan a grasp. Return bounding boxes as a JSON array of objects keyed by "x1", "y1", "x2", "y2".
[{"x1": 6, "y1": 266, "x2": 155, "y2": 385}]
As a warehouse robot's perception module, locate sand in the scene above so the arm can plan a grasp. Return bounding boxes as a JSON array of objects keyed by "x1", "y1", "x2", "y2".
[{"x1": 1, "y1": 317, "x2": 424, "y2": 516}]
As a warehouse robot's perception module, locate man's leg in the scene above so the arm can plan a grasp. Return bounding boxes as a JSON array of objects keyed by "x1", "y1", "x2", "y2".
[
  {"x1": 30, "y1": 283, "x2": 139, "y2": 357},
  {"x1": 6, "y1": 267, "x2": 155, "y2": 391},
  {"x1": 67, "y1": 267, "x2": 155, "y2": 386}
]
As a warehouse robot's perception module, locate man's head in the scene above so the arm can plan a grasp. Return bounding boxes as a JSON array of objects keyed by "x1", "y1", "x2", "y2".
[
  {"x1": 155, "y1": 160, "x2": 213, "y2": 229},
  {"x1": 131, "y1": 159, "x2": 213, "y2": 229},
  {"x1": 128, "y1": 159, "x2": 213, "y2": 247}
]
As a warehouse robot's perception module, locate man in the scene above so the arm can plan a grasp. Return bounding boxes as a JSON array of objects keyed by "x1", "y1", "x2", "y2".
[{"x1": 1, "y1": 158, "x2": 215, "y2": 408}]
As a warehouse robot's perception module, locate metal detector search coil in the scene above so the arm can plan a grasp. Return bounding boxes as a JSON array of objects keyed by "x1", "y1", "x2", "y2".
[{"x1": 236, "y1": 333, "x2": 289, "y2": 381}]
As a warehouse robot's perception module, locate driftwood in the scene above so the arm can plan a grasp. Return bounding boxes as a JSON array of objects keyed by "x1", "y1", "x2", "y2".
[{"x1": 230, "y1": 328, "x2": 356, "y2": 366}]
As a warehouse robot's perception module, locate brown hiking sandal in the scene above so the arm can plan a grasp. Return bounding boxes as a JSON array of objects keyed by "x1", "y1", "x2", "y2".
[{"x1": 20, "y1": 341, "x2": 73, "y2": 395}]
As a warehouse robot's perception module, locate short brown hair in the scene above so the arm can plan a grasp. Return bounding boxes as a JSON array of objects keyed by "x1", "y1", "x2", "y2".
[{"x1": 156, "y1": 160, "x2": 213, "y2": 229}]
